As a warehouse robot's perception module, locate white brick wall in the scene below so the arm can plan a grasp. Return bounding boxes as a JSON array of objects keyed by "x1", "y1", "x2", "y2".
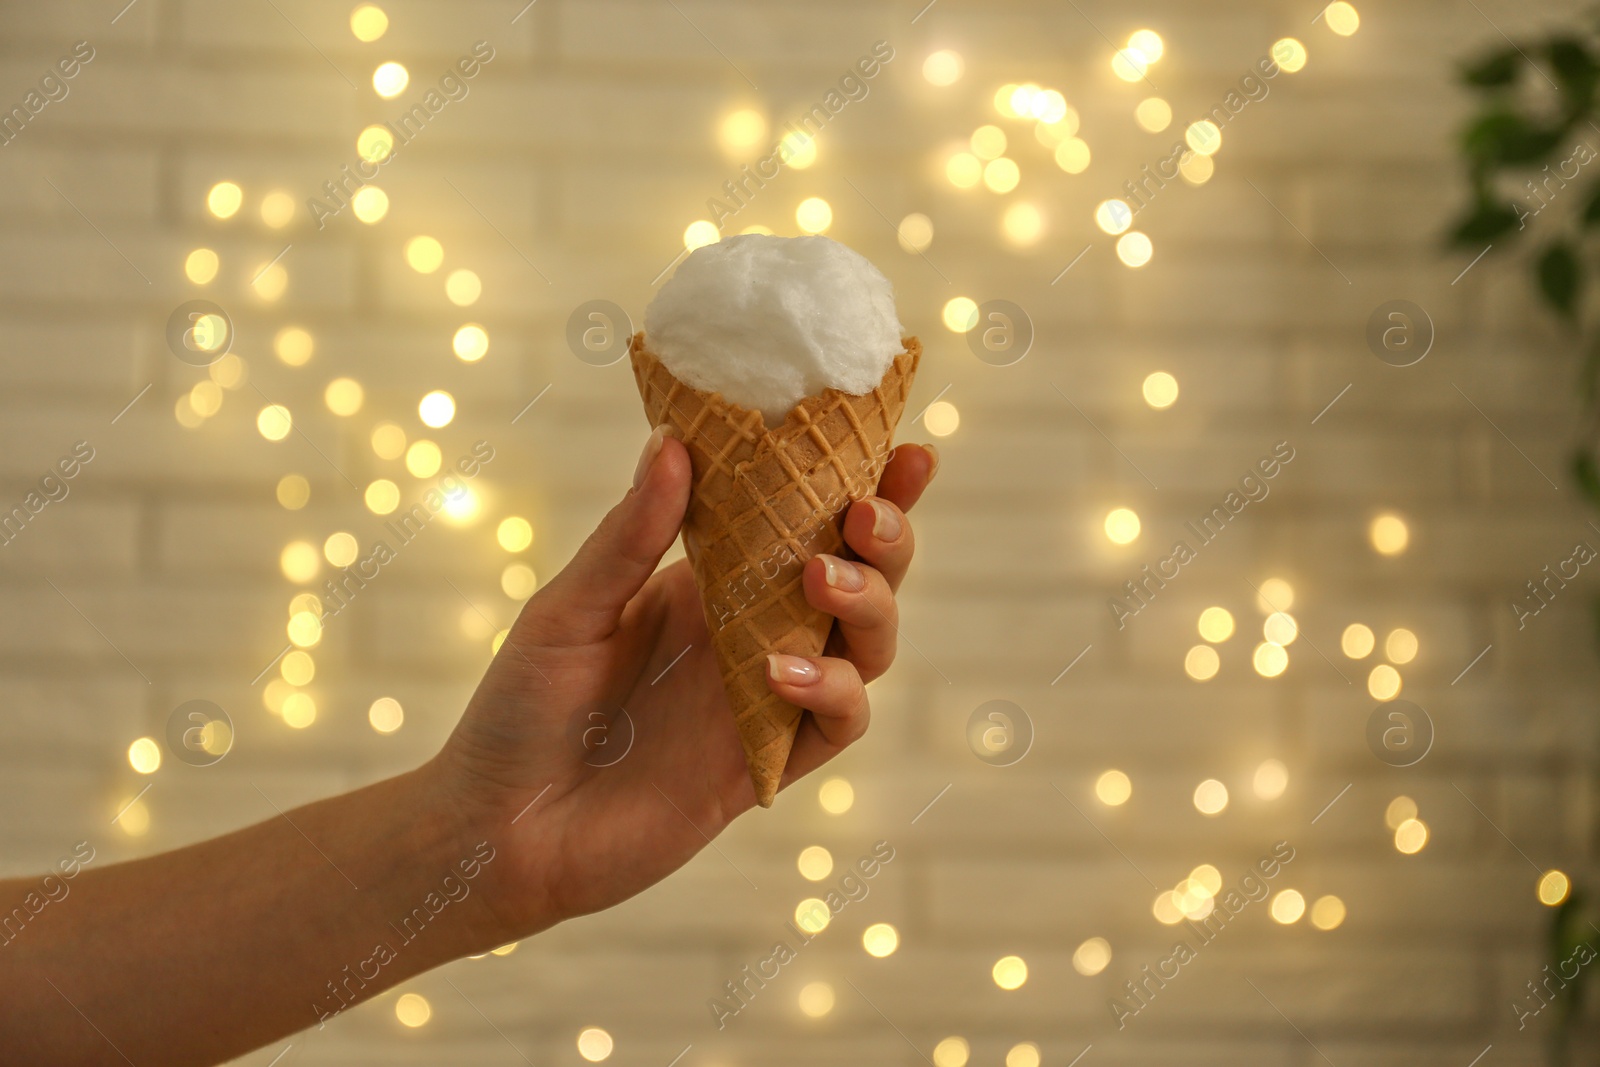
[{"x1": 3, "y1": 0, "x2": 1599, "y2": 1062}]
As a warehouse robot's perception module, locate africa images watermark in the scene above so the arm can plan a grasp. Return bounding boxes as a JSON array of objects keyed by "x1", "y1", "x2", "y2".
[
  {"x1": 0, "y1": 440, "x2": 96, "y2": 548},
  {"x1": 0, "y1": 40, "x2": 96, "y2": 148},
  {"x1": 306, "y1": 41, "x2": 496, "y2": 229},
  {"x1": 1513, "y1": 931, "x2": 1599, "y2": 1030},
  {"x1": 312, "y1": 840, "x2": 497, "y2": 1028},
  {"x1": 0, "y1": 840, "x2": 97, "y2": 948},
  {"x1": 1110, "y1": 840, "x2": 1296, "y2": 1029},
  {"x1": 706, "y1": 40, "x2": 895, "y2": 232},
  {"x1": 1109, "y1": 441, "x2": 1296, "y2": 629},
  {"x1": 1511, "y1": 535, "x2": 1596, "y2": 630},
  {"x1": 707, "y1": 839, "x2": 897, "y2": 1029}
]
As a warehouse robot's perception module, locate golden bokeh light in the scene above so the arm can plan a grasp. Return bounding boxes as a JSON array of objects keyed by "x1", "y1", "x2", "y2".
[
  {"x1": 281, "y1": 649, "x2": 315, "y2": 686},
  {"x1": 1270, "y1": 889, "x2": 1306, "y2": 924},
  {"x1": 795, "y1": 898, "x2": 830, "y2": 933},
  {"x1": 1370, "y1": 513, "x2": 1409, "y2": 555},
  {"x1": 1256, "y1": 577, "x2": 1294, "y2": 612},
  {"x1": 991, "y1": 954, "x2": 1027, "y2": 989},
  {"x1": 365, "y1": 478, "x2": 401, "y2": 515},
  {"x1": 323, "y1": 532, "x2": 358, "y2": 568},
  {"x1": 942, "y1": 296, "x2": 978, "y2": 333},
  {"x1": 1006, "y1": 1043, "x2": 1041, "y2": 1067},
  {"x1": 1324, "y1": 2, "x2": 1360, "y2": 35},
  {"x1": 1263, "y1": 611, "x2": 1299, "y2": 646},
  {"x1": 252, "y1": 261, "x2": 288, "y2": 301},
  {"x1": 276, "y1": 474, "x2": 310, "y2": 510},
  {"x1": 369, "y1": 697, "x2": 404, "y2": 734},
  {"x1": 922, "y1": 50, "x2": 963, "y2": 86},
  {"x1": 795, "y1": 197, "x2": 832, "y2": 234},
  {"x1": 189, "y1": 381, "x2": 223, "y2": 418},
  {"x1": 405, "y1": 439, "x2": 442, "y2": 478},
  {"x1": 497, "y1": 516, "x2": 534, "y2": 553},
  {"x1": 1394, "y1": 817, "x2": 1429, "y2": 854},
  {"x1": 174, "y1": 394, "x2": 203, "y2": 430},
  {"x1": 1116, "y1": 231, "x2": 1153, "y2": 268},
  {"x1": 684, "y1": 219, "x2": 720, "y2": 249},
  {"x1": 1054, "y1": 137, "x2": 1091, "y2": 174},
  {"x1": 1153, "y1": 889, "x2": 1183, "y2": 925},
  {"x1": 405, "y1": 235, "x2": 444, "y2": 273},
  {"x1": 275, "y1": 325, "x2": 313, "y2": 366},
  {"x1": 324, "y1": 377, "x2": 364, "y2": 416},
  {"x1": 798, "y1": 980, "x2": 835, "y2": 1018},
  {"x1": 453, "y1": 324, "x2": 489, "y2": 362},
  {"x1": 897, "y1": 213, "x2": 934, "y2": 253},
  {"x1": 1368, "y1": 664, "x2": 1401, "y2": 701},
  {"x1": 1001, "y1": 202, "x2": 1043, "y2": 246},
  {"x1": 1179, "y1": 150, "x2": 1214, "y2": 185},
  {"x1": 1341, "y1": 622, "x2": 1375, "y2": 658},
  {"x1": 819, "y1": 777, "x2": 854, "y2": 814},
  {"x1": 778, "y1": 130, "x2": 817, "y2": 168},
  {"x1": 394, "y1": 992, "x2": 430, "y2": 1027},
  {"x1": 1311, "y1": 895, "x2": 1347, "y2": 930},
  {"x1": 257, "y1": 404, "x2": 293, "y2": 442},
  {"x1": 351, "y1": 186, "x2": 388, "y2": 223},
  {"x1": 357, "y1": 124, "x2": 395, "y2": 163},
  {"x1": 1184, "y1": 644, "x2": 1220, "y2": 681},
  {"x1": 1190, "y1": 864, "x2": 1223, "y2": 896},
  {"x1": 260, "y1": 190, "x2": 296, "y2": 228},
  {"x1": 1385, "y1": 795, "x2": 1418, "y2": 830},
  {"x1": 1129, "y1": 29, "x2": 1165, "y2": 61},
  {"x1": 863, "y1": 922, "x2": 900, "y2": 958},
  {"x1": 209, "y1": 352, "x2": 246, "y2": 389},
  {"x1": 971, "y1": 124, "x2": 1007, "y2": 160},
  {"x1": 373, "y1": 61, "x2": 409, "y2": 98},
  {"x1": 1008, "y1": 83, "x2": 1040, "y2": 117},
  {"x1": 1142, "y1": 370, "x2": 1179, "y2": 408},
  {"x1": 185, "y1": 247, "x2": 219, "y2": 285},
  {"x1": 945, "y1": 151, "x2": 982, "y2": 188},
  {"x1": 207, "y1": 181, "x2": 242, "y2": 219},
  {"x1": 1094, "y1": 198, "x2": 1133, "y2": 235},
  {"x1": 1072, "y1": 936, "x2": 1112, "y2": 976},
  {"x1": 797, "y1": 845, "x2": 833, "y2": 882},
  {"x1": 1273, "y1": 37, "x2": 1309, "y2": 73},
  {"x1": 933, "y1": 1037, "x2": 971, "y2": 1067},
  {"x1": 1198, "y1": 606, "x2": 1234, "y2": 642},
  {"x1": 1095, "y1": 768, "x2": 1132, "y2": 806},
  {"x1": 286, "y1": 611, "x2": 322, "y2": 649},
  {"x1": 982, "y1": 157, "x2": 1020, "y2": 193},
  {"x1": 446, "y1": 269, "x2": 482, "y2": 306},
  {"x1": 717, "y1": 108, "x2": 767, "y2": 157},
  {"x1": 1185, "y1": 120, "x2": 1222, "y2": 156},
  {"x1": 116, "y1": 797, "x2": 150, "y2": 836},
  {"x1": 282, "y1": 692, "x2": 317, "y2": 728},
  {"x1": 418, "y1": 390, "x2": 456, "y2": 428},
  {"x1": 1111, "y1": 47, "x2": 1149, "y2": 82},
  {"x1": 1254, "y1": 759, "x2": 1289, "y2": 800},
  {"x1": 372, "y1": 422, "x2": 406, "y2": 459},
  {"x1": 350, "y1": 4, "x2": 388, "y2": 41},
  {"x1": 1538, "y1": 869, "x2": 1572, "y2": 906},
  {"x1": 441, "y1": 486, "x2": 480, "y2": 525},
  {"x1": 1194, "y1": 778, "x2": 1229, "y2": 815},
  {"x1": 1134, "y1": 98, "x2": 1172, "y2": 134},
  {"x1": 128, "y1": 737, "x2": 161, "y2": 774},
  {"x1": 501, "y1": 562, "x2": 537, "y2": 599},
  {"x1": 289, "y1": 593, "x2": 322, "y2": 617},
  {"x1": 1030, "y1": 89, "x2": 1068, "y2": 124},
  {"x1": 1253, "y1": 641, "x2": 1289, "y2": 677},
  {"x1": 576, "y1": 1027, "x2": 613, "y2": 1062},
  {"x1": 1104, "y1": 507, "x2": 1141, "y2": 544},
  {"x1": 1386, "y1": 628, "x2": 1418, "y2": 664}
]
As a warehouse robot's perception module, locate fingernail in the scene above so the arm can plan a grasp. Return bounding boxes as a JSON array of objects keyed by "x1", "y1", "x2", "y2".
[
  {"x1": 819, "y1": 553, "x2": 865, "y2": 592},
  {"x1": 868, "y1": 498, "x2": 902, "y2": 542},
  {"x1": 921, "y1": 442, "x2": 940, "y2": 481},
  {"x1": 767, "y1": 653, "x2": 821, "y2": 686},
  {"x1": 632, "y1": 424, "x2": 671, "y2": 491}
]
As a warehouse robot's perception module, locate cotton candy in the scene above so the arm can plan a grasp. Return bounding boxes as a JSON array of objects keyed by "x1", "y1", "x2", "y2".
[{"x1": 643, "y1": 234, "x2": 904, "y2": 428}]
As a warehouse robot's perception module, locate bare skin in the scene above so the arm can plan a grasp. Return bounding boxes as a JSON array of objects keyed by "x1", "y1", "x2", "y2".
[{"x1": 0, "y1": 431, "x2": 936, "y2": 1066}]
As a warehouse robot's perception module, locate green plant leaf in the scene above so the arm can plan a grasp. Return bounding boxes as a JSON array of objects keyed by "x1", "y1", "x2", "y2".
[
  {"x1": 1550, "y1": 36, "x2": 1600, "y2": 108},
  {"x1": 1462, "y1": 110, "x2": 1564, "y2": 165},
  {"x1": 1538, "y1": 241, "x2": 1582, "y2": 315},
  {"x1": 1450, "y1": 200, "x2": 1522, "y2": 244},
  {"x1": 1462, "y1": 47, "x2": 1521, "y2": 87}
]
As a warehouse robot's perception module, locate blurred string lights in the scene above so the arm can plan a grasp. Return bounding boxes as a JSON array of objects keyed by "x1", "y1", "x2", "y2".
[{"x1": 136, "y1": 0, "x2": 1577, "y2": 1047}]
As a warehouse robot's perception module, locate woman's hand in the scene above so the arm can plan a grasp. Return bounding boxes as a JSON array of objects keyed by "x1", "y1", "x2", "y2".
[{"x1": 432, "y1": 430, "x2": 937, "y2": 942}]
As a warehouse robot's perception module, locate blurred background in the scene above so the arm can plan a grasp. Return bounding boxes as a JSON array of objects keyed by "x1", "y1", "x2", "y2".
[{"x1": 3, "y1": 0, "x2": 1599, "y2": 1063}]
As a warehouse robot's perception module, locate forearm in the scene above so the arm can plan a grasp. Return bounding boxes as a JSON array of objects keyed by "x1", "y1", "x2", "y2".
[{"x1": 0, "y1": 761, "x2": 512, "y2": 1067}]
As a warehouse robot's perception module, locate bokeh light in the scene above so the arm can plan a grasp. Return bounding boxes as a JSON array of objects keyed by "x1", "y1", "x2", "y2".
[
  {"x1": 797, "y1": 846, "x2": 833, "y2": 881},
  {"x1": 1002, "y1": 202, "x2": 1044, "y2": 246},
  {"x1": 453, "y1": 324, "x2": 489, "y2": 362},
  {"x1": 798, "y1": 981, "x2": 835, "y2": 1018},
  {"x1": 405, "y1": 439, "x2": 442, "y2": 477},
  {"x1": 185, "y1": 248, "x2": 219, "y2": 285},
  {"x1": 372, "y1": 422, "x2": 406, "y2": 459},
  {"x1": 446, "y1": 269, "x2": 482, "y2": 306},
  {"x1": 351, "y1": 185, "x2": 388, "y2": 223},
  {"x1": 1368, "y1": 664, "x2": 1401, "y2": 701},
  {"x1": 365, "y1": 479, "x2": 400, "y2": 515},
  {"x1": 1135, "y1": 97, "x2": 1172, "y2": 132},
  {"x1": 1072, "y1": 936, "x2": 1112, "y2": 976},
  {"x1": 323, "y1": 532, "x2": 358, "y2": 568},
  {"x1": 1095, "y1": 769, "x2": 1132, "y2": 806},
  {"x1": 863, "y1": 922, "x2": 899, "y2": 957},
  {"x1": 1194, "y1": 779, "x2": 1229, "y2": 815},
  {"x1": 971, "y1": 125, "x2": 1007, "y2": 160},
  {"x1": 1254, "y1": 759, "x2": 1289, "y2": 800},
  {"x1": 501, "y1": 563, "x2": 537, "y2": 599},
  {"x1": 1324, "y1": 2, "x2": 1360, "y2": 35},
  {"x1": 497, "y1": 517, "x2": 534, "y2": 553},
  {"x1": 923, "y1": 50, "x2": 963, "y2": 86},
  {"x1": 350, "y1": 4, "x2": 388, "y2": 41},
  {"x1": 942, "y1": 296, "x2": 978, "y2": 333},
  {"x1": 369, "y1": 697, "x2": 404, "y2": 733},
  {"x1": 405, "y1": 236, "x2": 444, "y2": 273},
  {"x1": 1256, "y1": 577, "x2": 1295, "y2": 612},
  {"x1": 934, "y1": 1037, "x2": 970, "y2": 1067},
  {"x1": 358, "y1": 124, "x2": 395, "y2": 163},
  {"x1": 819, "y1": 777, "x2": 853, "y2": 814},
  {"x1": 257, "y1": 404, "x2": 292, "y2": 442},
  {"x1": 1270, "y1": 889, "x2": 1306, "y2": 924},
  {"x1": 1198, "y1": 606, "x2": 1234, "y2": 642},
  {"x1": 207, "y1": 181, "x2": 242, "y2": 219},
  {"x1": 1386, "y1": 628, "x2": 1418, "y2": 664},
  {"x1": 983, "y1": 158, "x2": 1020, "y2": 193},
  {"x1": 1111, "y1": 48, "x2": 1149, "y2": 82},
  {"x1": 1094, "y1": 199, "x2": 1133, "y2": 235},
  {"x1": 924, "y1": 401, "x2": 960, "y2": 437},
  {"x1": 1370, "y1": 513, "x2": 1409, "y2": 555},
  {"x1": 275, "y1": 325, "x2": 313, "y2": 366},
  {"x1": 1129, "y1": 29, "x2": 1164, "y2": 61},
  {"x1": 1185, "y1": 120, "x2": 1222, "y2": 156},
  {"x1": 324, "y1": 377, "x2": 364, "y2": 416},
  {"x1": 1104, "y1": 507, "x2": 1141, "y2": 544},
  {"x1": 419, "y1": 390, "x2": 456, "y2": 428},
  {"x1": 946, "y1": 151, "x2": 983, "y2": 189},
  {"x1": 1273, "y1": 38, "x2": 1309, "y2": 73},
  {"x1": 1394, "y1": 817, "x2": 1429, "y2": 854},
  {"x1": 1253, "y1": 641, "x2": 1289, "y2": 677},
  {"x1": 260, "y1": 191, "x2": 295, "y2": 227},
  {"x1": 1185, "y1": 644, "x2": 1220, "y2": 681},
  {"x1": 1143, "y1": 371, "x2": 1179, "y2": 408},
  {"x1": 897, "y1": 213, "x2": 934, "y2": 253},
  {"x1": 991, "y1": 955, "x2": 1027, "y2": 990},
  {"x1": 1385, "y1": 796, "x2": 1418, "y2": 829},
  {"x1": 717, "y1": 108, "x2": 767, "y2": 157},
  {"x1": 281, "y1": 650, "x2": 315, "y2": 686},
  {"x1": 373, "y1": 61, "x2": 409, "y2": 98},
  {"x1": 276, "y1": 474, "x2": 310, "y2": 510},
  {"x1": 1263, "y1": 612, "x2": 1299, "y2": 646},
  {"x1": 1116, "y1": 231, "x2": 1153, "y2": 267},
  {"x1": 395, "y1": 993, "x2": 430, "y2": 1027},
  {"x1": 1054, "y1": 138, "x2": 1091, "y2": 174},
  {"x1": 1311, "y1": 895, "x2": 1347, "y2": 930},
  {"x1": 128, "y1": 737, "x2": 161, "y2": 774},
  {"x1": 576, "y1": 1027, "x2": 613, "y2": 1062},
  {"x1": 795, "y1": 197, "x2": 832, "y2": 234},
  {"x1": 1539, "y1": 869, "x2": 1572, "y2": 906},
  {"x1": 684, "y1": 220, "x2": 720, "y2": 249},
  {"x1": 1007, "y1": 1043, "x2": 1041, "y2": 1067},
  {"x1": 1341, "y1": 623, "x2": 1375, "y2": 658},
  {"x1": 282, "y1": 691, "x2": 316, "y2": 727}
]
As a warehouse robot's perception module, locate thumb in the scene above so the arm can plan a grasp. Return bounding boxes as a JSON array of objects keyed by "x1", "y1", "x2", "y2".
[{"x1": 524, "y1": 425, "x2": 691, "y2": 645}]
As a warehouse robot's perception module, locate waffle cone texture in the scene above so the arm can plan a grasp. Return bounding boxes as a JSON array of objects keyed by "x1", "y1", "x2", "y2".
[{"x1": 628, "y1": 333, "x2": 921, "y2": 807}]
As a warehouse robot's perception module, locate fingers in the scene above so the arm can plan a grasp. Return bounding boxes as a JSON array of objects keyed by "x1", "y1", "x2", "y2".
[
  {"x1": 803, "y1": 553, "x2": 898, "y2": 681},
  {"x1": 523, "y1": 426, "x2": 691, "y2": 646},
  {"x1": 840, "y1": 495, "x2": 914, "y2": 593},
  {"x1": 765, "y1": 655, "x2": 870, "y2": 785},
  {"x1": 875, "y1": 442, "x2": 938, "y2": 514}
]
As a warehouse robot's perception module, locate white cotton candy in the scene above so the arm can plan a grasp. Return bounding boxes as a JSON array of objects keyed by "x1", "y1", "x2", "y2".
[{"x1": 643, "y1": 234, "x2": 904, "y2": 428}]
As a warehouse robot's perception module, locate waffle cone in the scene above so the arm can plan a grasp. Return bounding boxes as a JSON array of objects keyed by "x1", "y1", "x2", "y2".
[{"x1": 628, "y1": 333, "x2": 921, "y2": 807}]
